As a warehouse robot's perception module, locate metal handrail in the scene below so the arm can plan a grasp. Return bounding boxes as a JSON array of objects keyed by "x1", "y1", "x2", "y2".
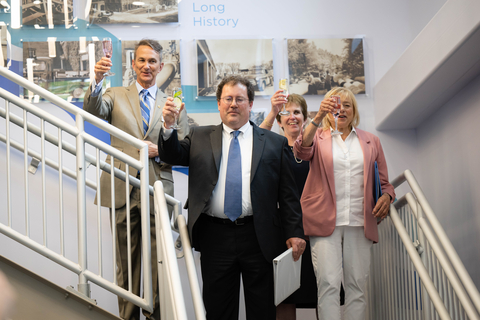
[
  {"x1": 371, "y1": 169, "x2": 480, "y2": 319},
  {"x1": 1, "y1": 65, "x2": 198, "y2": 318},
  {"x1": 0, "y1": 98, "x2": 182, "y2": 228},
  {"x1": 0, "y1": 66, "x2": 152, "y2": 310},
  {"x1": 393, "y1": 170, "x2": 480, "y2": 315}
]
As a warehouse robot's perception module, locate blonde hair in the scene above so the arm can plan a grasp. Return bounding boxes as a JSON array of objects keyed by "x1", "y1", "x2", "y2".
[{"x1": 322, "y1": 87, "x2": 360, "y2": 130}]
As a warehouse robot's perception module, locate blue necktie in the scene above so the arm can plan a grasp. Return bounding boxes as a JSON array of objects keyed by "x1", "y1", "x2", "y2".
[
  {"x1": 224, "y1": 131, "x2": 242, "y2": 221},
  {"x1": 140, "y1": 89, "x2": 150, "y2": 136}
]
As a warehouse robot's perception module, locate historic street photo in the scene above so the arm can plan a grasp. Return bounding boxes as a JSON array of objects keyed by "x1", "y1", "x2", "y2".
[
  {"x1": 196, "y1": 39, "x2": 274, "y2": 97},
  {"x1": 1, "y1": 24, "x2": 8, "y2": 67},
  {"x1": 287, "y1": 38, "x2": 366, "y2": 95},
  {"x1": 22, "y1": 0, "x2": 74, "y2": 26},
  {"x1": 22, "y1": 40, "x2": 104, "y2": 102},
  {"x1": 121, "y1": 39, "x2": 181, "y2": 96},
  {"x1": 89, "y1": 0, "x2": 178, "y2": 24}
]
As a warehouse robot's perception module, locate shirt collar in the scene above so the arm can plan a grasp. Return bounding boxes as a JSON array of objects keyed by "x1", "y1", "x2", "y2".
[
  {"x1": 223, "y1": 121, "x2": 252, "y2": 136},
  {"x1": 136, "y1": 82, "x2": 157, "y2": 100},
  {"x1": 330, "y1": 126, "x2": 357, "y2": 134}
]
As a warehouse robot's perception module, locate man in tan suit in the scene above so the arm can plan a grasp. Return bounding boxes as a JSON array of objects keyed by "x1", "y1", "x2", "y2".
[{"x1": 83, "y1": 39, "x2": 188, "y2": 320}]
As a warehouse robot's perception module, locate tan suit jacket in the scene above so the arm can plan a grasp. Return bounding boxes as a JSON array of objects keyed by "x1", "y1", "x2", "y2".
[{"x1": 83, "y1": 82, "x2": 188, "y2": 209}]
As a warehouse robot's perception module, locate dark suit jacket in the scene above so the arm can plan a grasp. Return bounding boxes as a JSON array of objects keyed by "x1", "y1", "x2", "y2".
[
  {"x1": 158, "y1": 121, "x2": 304, "y2": 262},
  {"x1": 83, "y1": 83, "x2": 188, "y2": 209}
]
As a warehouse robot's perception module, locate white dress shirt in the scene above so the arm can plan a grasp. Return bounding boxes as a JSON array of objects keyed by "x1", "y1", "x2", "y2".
[
  {"x1": 205, "y1": 122, "x2": 253, "y2": 218},
  {"x1": 331, "y1": 127, "x2": 365, "y2": 226}
]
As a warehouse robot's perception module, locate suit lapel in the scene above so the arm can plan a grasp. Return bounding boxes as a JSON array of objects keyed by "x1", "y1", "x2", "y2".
[
  {"x1": 319, "y1": 129, "x2": 336, "y2": 201},
  {"x1": 211, "y1": 124, "x2": 223, "y2": 173},
  {"x1": 356, "y1": 129, "x2": 372, "y2": 190},
  {"x1": 126, "y1": 83, "x2": 144, "y2": 136},
  {"x1": 250, "y1": 123, "x2": 265, "y2": 183}
]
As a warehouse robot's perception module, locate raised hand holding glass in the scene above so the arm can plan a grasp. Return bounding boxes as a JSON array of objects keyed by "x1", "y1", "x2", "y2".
[
  {"x1": 102, "y1": 37, "x2": 115, "y2": 77},
  {"x1": 278, "y1": 78, "x2": 290, "y2": 116},
  {"x1": 330, "y1": 95, "x2": 342, "y2": 136}
]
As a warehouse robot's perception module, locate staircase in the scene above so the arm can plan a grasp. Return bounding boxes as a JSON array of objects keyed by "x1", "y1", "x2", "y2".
[{"x1": 0, "y1": 66, "x2": 205, "y2": 320}]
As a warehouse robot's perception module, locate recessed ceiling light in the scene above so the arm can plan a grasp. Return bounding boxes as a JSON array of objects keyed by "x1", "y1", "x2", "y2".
[
  {"x1": 132, "y1": 1, "x2": 144, "y2": 5},
  {"x1": 33, "y1": 0, "x2": 41, "y2": 4},
  {"x1": 132, "y1": 25, "x2": 140, "y2": 28}
]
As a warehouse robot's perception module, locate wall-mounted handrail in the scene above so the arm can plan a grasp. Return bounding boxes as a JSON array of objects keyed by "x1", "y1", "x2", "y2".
[
  {"x1": 369, "y1": 169, "x2": 480, "y2": 319},
  {"x1": 395, "y1": 170, "x2": 480, "y2": 315}
]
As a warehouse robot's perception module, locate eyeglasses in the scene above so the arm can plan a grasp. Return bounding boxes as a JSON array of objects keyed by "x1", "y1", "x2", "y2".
[{"x1": 219, "y1": 96, "x2": 249, "y2": 105}]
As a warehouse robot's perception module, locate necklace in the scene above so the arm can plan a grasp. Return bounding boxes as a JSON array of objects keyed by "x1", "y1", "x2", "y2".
[{"x1": 290, "y1": 146, "x2": 303, "y2": 164}]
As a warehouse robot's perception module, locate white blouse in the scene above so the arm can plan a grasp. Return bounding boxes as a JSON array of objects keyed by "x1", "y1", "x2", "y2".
[{"x1": 331, "y1": 127, "x2": 365, "y2": 226}]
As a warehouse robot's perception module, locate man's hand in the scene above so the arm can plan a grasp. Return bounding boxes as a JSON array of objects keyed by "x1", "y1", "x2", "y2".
[
  {"x1": 286, "y1": 237, "x2": 306, "y2": 261},
  {"x1": 162, "y1": 97, "x2": 184, "y2": 129},
  {"x1": 142, "y1": 140, "x2": 158, "y2": 158},
  {"x1": 94, "y1": 57, "x2": 112, "y2": 83}
]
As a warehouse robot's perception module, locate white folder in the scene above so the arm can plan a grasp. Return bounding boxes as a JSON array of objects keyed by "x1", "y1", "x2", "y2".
[{"x1": 273, "y1": 248, "x2": 302, "y2": 306}]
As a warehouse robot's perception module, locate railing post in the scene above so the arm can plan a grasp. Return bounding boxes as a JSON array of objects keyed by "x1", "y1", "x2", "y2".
[
  {"x1": 76, "y1": 114, "x2": 90, "y2": 297},
  {"x1": 416, "y1": 201, "x2": 432, "y2": 319}
]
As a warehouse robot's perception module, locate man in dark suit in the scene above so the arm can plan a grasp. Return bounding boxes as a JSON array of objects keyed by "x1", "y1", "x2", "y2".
[
  {"x1": 84, "y1": 39, "x2": 188, "y2": 320},
  {"x1": 158, "y1": 75, "x2": 306, "y2": 320}
]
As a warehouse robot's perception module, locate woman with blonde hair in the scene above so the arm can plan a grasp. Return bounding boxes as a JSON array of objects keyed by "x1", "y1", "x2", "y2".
[{"x1": 293, "y1": 87, "x2": 395, "y2": 320}]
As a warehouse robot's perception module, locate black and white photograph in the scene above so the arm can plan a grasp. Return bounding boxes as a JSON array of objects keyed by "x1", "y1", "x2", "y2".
[
  {"x1": 121, "y1": 39, "x2": 180, "y2": 96},
  {"x1": 1, "y1": 24, "x2": 8, "y2": 68},
  {"x1": 196, "y1": 39, "x2": 273, "y2": 97},
  {"x1": 22, "y1": 0, "x2": 74, "y2": 26},
  {"x1": 88, "y1": 0, "x2": 178, "y2": 24},
  {"x1": 287, "y1": 38, "x2": 366, "y2": 95},
  {"x1": 22, "y1": 40, "x2": 104, "y2": 102}
]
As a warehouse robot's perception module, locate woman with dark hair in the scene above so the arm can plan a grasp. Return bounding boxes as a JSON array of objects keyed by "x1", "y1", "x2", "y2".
[{"x1": 261, "y1": 91, "x2": 317, "y2": 320}]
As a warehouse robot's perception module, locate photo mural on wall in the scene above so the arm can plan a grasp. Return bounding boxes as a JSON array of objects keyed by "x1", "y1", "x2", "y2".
[
  {"x1": 88, "y1": 0, "x2": 178, "y2": 24},
  {"x1": 196, "y1": 39, "x2": 273, "y2": 97},
  {"x1": 287, "y1": 38, "x2": 366, "y2": 95},
  {"x1": 22, "y1": 39, "x2": 105, "y2": 102},
  {"x1": 121, "y1": 39, "x2": 180, "y2": 96},
  {"x1": 22, "y1": 0, "x2": 74, "y2": 26}
]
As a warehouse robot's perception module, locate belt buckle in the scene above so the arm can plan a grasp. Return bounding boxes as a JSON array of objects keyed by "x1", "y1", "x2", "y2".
[{"x1": 234, "y1": 219, "x2": 244, "y2": 226}]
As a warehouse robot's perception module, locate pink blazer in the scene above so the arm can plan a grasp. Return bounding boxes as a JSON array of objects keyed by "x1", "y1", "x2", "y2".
[{"x1": 293, "y1": 128, "x2": 395, "y2": 243}]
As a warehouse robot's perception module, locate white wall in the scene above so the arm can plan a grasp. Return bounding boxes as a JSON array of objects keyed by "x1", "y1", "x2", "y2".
[
  {"x1": 416, "y1": 73, "x2": 480, "y2": 287},
  {"x1": 0, "y1": 0, "x2": 453, "y2": 318}
]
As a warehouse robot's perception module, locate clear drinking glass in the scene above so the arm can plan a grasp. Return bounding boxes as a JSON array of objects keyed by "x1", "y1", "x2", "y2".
[
  {"x1": 330, "y1": 95, "x2": 342, "y2": 136},
  {"x1": 102, "y1": 37, "x2": 115, "y2": 77},
  {"x1": 171, "y1": 87, "x2": 183, "y2": 129},
  {"x1": 278, "y1": 78, "x2": 290, "y2": 116}
]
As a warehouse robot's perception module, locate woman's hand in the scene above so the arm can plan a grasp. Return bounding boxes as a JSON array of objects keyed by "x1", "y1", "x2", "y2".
[
  {"x1": 373, "y1": 193, "x2": 391, "y2": 220},
  {"x1": 270, "y1": 89, "x2": 288, "y2": 114}
]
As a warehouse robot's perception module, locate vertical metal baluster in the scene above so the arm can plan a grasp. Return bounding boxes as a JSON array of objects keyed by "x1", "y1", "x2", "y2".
[
  {"x1": 111, "y1": 156, "x2": 117, "y2": 285},
  {"x1": 125, "y1": 163, "x2": 132, "y2": 292},
  {"x1": 413, "y1": 213, "x2": 421, "y2": 320},
  {"x1": 96, "y1": 148, "x2": 103, "y2": 277},
  {"x1": 23, "y1": 110, "x2": 30, "y2": 236},
  {"x1": 446, "y1": 280, "x2": 453, "y2": 319},
  {"x1": 378, "y1": 224, "x2": 385, "y2": 319},
  {"x1": 58, "y1": 128, "x2": 64, "y2": 255},
  {"x1": 398, "y1": 208, "x2": 406, "y2": 320},
  {"x1": 41, "y1": 119, "x2": 47, "y2": 246},
  {"x1": 402, "y1": 208, "x2": 410, "y2": 318},
  {"x1": 76, "y1": 115, "x2": 89, "y2": 297},
  {"x1": 386, "y1": 220, "x2": 395, "y2": 320},
  {"x1": 5, "y1": 101, "x2": 12, "y2": 225},
  {"x1": 406, "y1": 208, "x2": 414, "y2": 320}
]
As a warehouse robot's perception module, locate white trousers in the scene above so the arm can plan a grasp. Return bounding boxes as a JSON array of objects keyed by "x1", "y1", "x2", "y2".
[{"x1": 310, "y1": 226, "x2": 373, "y2": 320}]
